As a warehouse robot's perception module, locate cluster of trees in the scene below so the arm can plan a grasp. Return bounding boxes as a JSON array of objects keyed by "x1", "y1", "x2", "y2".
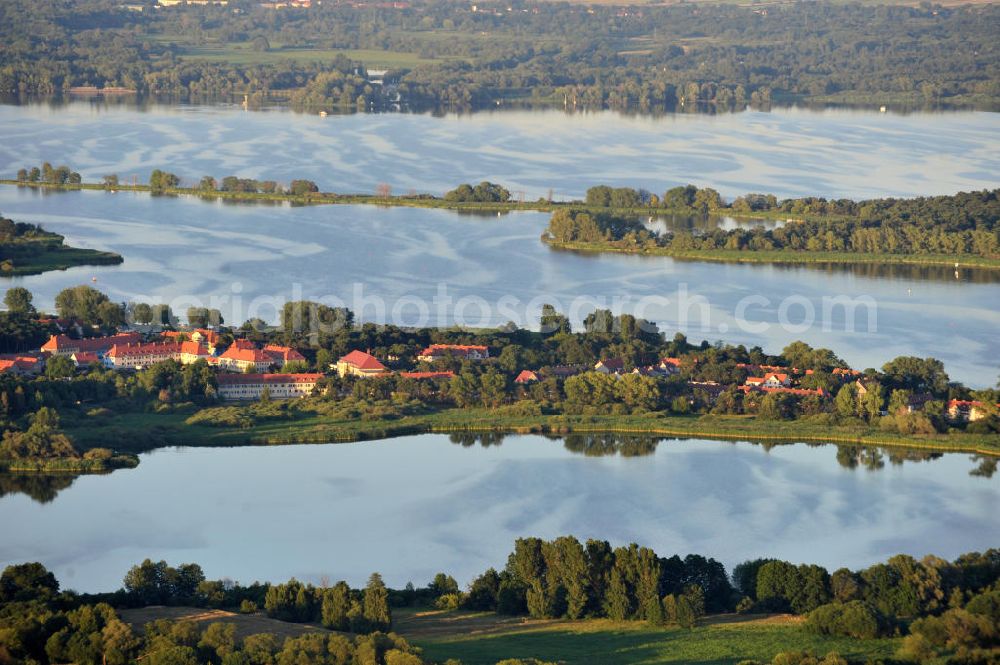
[
  {"x1": 0, "y1": 561, "x2": 430, "y2": 665},
  {"x1": 457, "y1": 536, "x2": 733, "y2": 628},
  {"x1": 3, "y1": 0, "x2": 996, "y2": 111},
  {"x1": 2, "y1": 540, "x2": 998, "y2": 665},
  {"x1": 15, "y1": 162, "x2": 82, "y2": 186},
  {"x1": 548, "y1": 188, "x2": 1000, "y2": 260},
  {"x1": 443, "y1": 181, "x2": 511, "y2": 203}
]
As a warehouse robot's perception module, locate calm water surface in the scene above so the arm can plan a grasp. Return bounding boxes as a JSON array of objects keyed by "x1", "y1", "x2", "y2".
[
  {"x1": 2, "y1": 102, "x2": 1000, "y2": 200},
  {"x1": 0, "y1": 435, "x2": 996, "y2": 593}
]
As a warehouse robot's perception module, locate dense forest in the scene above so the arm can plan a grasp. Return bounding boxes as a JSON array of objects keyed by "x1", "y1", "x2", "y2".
[
  {"x1": 1, "y1": 541, "x2": 998, "y2": 665},
  {"x1": 0, "y1": 0, "x2": 998, "y2": 110},
  {"x1": 545, "y1": 188, "x2": 1000, "y2": 260}
]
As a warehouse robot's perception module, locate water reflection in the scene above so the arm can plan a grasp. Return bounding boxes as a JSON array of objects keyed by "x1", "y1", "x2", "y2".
[
  {"x1": 0, "y1": 474, "x2": 78, "y2": 503},
  {"x1": 447, "y1": 431, "x2": 991, "y2": 475},
  {"x1": 644, "y1": 213, "x2": 785, "y2": 236}
]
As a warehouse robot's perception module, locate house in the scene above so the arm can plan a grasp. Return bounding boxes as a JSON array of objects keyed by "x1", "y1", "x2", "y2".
[
  {"x1": 0, "y1": 356, "x2": 44, "y2": 375},
  {"x1": 215, "y1": 344, "x2": 274, "y2": 373},
  {"x1": 70, "y1": 352, "x2": 101, "y2": 368},
  {"x1": 42, "y1": 332, "x2": 141, "y2": 357},
  {"x1": 398, "y1": 371, "x2": 455, "y2": 380},
  {"x1": 336, "y1": 350, "x2": 388, "y2": 378},
  {"x1": 594, "y1": 359, "x2": 625, "y2": 375},
  {"x1": 514, "y1": 370, "x2": 540, "y2": 384},
  {"x1": 217, "y1": 373, "x2": 322, "y2": 401},
  {"x1": 105, "y1": 341, "x2": 210, "y2": 369},
  {"x1": 833, "y1": 367, "x2": 862, "y2": 379},
  {"x1": 947, "y1": 399, "x2": 998, "y2": 422},
  {"x1": 746, "y1": 372, "x2": 791, "y2": 388},
  {"x1": 659, "y1": 358, "x2": 683, "y2": 374},
  {"x1": 263, "y1": 344, "x2": 306, "y2": 368},
  {"x1": 417, "y1": 344, "x2": 490, "y2": 362},
  {"x1": 163, "y1": 329, "x2": 222, "y2": 353}
]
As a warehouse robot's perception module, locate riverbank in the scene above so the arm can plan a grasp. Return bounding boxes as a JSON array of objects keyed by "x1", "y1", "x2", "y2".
[
  {"x1": 62, "y1": 407, "x2": 1000, "y2": 459},
  {"x1": 543, "y1": 238, "x2": 1000, "y2": 270}
]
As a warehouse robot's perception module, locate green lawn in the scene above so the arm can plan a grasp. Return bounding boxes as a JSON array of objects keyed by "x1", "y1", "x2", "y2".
[{"x1": 395, "y1": 611, "x2": 900, "y2": 665}]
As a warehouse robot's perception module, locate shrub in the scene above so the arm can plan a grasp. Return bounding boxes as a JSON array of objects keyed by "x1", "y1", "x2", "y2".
[
  {"x1": 805, "y1": 601, "x2": 885, "y2": 639},
  {"x1": 434, "y1": 593, "x2": 461, "y2": 610}
]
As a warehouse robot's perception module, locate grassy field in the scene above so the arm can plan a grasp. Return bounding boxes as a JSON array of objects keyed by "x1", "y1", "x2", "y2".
[
  {"x1": 119, "y1": 606, "x2": 333, "y2": 641},
  {"x1": 395, "y1": 609, "x2": 901, "y2": 665}
]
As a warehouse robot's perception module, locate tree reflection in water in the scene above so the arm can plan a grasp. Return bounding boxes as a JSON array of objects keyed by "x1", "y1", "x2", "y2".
[{"x1": 0, "y1": 474, "x2": 77, "y2": 503}]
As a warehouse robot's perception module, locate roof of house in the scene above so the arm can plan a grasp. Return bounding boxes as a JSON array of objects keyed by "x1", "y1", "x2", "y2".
[
  {"x1": 514, "y1": 370, "x2": 540, "y2": 383},
  {"x1": 399, "y1": 371, "x2": 456, "y2": 380},
  {"x1": 263, "y1": 344, "x2": 306, "y2": 362},
  {"x1": 338, "y1": 350, "x2": 387, "y2": 371},
  {"x1": 764, "y1": 372, "x2": 790, "y2": 383},
  {"x1": 107, "y1": 341, "x2": 209, "y2": 358},
  {"x1": 71, "y1": 352, "x2": 101, "y2": 364},
  {"x1": 217, "y1": 373, "x2": 323, "y2": 386},
  {"x1": 596, "y1": 358, "x2": 625, "y2": 370},
  {"x1": 740, "y1": 385, "x2": 826, "y2": 397},
  {"x1": 220, "y1": 345, "x2": 272, "y2": 363},
  {"x1": 42, "y1": 332, "x2": 141, "y2": 353}
]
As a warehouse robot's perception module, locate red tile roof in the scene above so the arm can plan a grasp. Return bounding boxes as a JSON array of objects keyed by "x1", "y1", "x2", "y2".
[
  {"x1": 264, "y1": 344, "x2": 306, "y2": 362},
  {"x1": 220, "y1": 345, "x2": 272, "y2": 363},
  {"x1": 42, "y1": 332, "x2": 141, "y2": 354},
  {"x1": 107, "y1": 341, "x2": 209, "y2": 358},
  {"x1": 71, "y1": 352, "x2": 100, "y2": 365},
  {"x1": 514, "y1": 370, "x2": 540, "y2": 383},
  {"x1": 338, "y1": 350, "x2": 387, "y2": 371}
]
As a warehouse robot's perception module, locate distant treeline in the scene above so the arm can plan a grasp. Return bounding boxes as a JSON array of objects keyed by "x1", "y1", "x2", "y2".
[
  {"x1": 1, "y1": 0, "x2": 998, "y2": 110},
  {"x1": 547, "y1": 188, "x2": 1000, "y2": 259}
]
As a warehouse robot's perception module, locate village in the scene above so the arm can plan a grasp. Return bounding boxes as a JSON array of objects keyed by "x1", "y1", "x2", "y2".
[{"x1": 0, "y1": 318, "x2": 995, "y2": 424}]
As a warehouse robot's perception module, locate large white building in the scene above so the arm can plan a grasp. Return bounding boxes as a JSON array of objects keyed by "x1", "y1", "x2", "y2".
[
  {"x1": 104, "y1": 341, "x2": 211, "y2": 369},
  {"x1": 217, "y1": 373, "x2": 323, "y2": 400}
]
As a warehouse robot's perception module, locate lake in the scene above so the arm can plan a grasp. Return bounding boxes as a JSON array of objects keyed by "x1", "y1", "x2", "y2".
[
  {"x1": 1, "y1": 101, "x2": 998, "y2": 387},
  {"x1": 2, "y1": 102, "x2": 1000, "y2": 200},
  {"x1": 0, "y1": 434, "x2": 996, "y2": 593}
]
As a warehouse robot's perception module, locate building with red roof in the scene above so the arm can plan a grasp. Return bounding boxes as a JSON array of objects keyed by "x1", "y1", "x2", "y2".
[
  {"x1": 105, "y1": 341, "x2": 210, "y2": 369},
  {"x1": 417, "y1": 344, "x2": 489, "y2": 362},
  {"x1": 42, "y1": 332, "x2": 141, "y2": 357},
  {"x1": 217, "y1": 373, "x2": 323, "y2": 401},
  {"x1": 264, "y1": 344, "x2": 306, "y2": 367},
  {"x1": 216, "y1": 344, "x2": 275, "y2": 373},
  {"x1": 70, "y1": 352, "x2": 101, "y2": 367},
  {"x1": 594, "y1": 358, "x2": 626, "y2": 375},
  {"x1": 336, "y1": 350, "x2": 388, "y2": 378}
]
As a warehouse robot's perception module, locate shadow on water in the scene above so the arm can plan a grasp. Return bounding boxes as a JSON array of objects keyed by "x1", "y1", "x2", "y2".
[
  {"x1": 447, "y1": 431, "x2": 994, "y2": 475},
  {"x1": 0, "y1": 474, "x2": 79, "y2": 503}
]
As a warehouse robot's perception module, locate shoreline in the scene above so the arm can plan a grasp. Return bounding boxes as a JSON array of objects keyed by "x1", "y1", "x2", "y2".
[
  {"x1": 62, "y1": 409, "x2": 1000, "y2": 463},
  {"x1": 5, "y1": 180, "x2": 999, "y2": 271}
]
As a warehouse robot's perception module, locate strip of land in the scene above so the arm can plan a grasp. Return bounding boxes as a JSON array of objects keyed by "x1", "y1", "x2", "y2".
[{"x1": 62, "y1": 408, "x2": 1000, "y2": 459}]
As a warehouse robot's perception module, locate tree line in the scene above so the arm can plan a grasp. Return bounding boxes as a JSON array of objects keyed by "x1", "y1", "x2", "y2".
[
  {"x1": 1, "y1": 0, "x2": 998, "y2": 111},
  {"x1": 546, "y1": 187, "x2": 1000, "y2": 260}
]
